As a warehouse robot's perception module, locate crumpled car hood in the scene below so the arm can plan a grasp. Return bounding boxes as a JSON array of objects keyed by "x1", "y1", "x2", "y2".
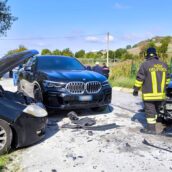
[{"x1": 0, "y1": 50, "x2": 39, "y2": 77}]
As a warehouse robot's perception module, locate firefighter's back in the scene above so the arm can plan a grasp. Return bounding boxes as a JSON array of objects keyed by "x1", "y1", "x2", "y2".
[{"x1": 142, "y1": 58, "x2": 168, "y2": 101}]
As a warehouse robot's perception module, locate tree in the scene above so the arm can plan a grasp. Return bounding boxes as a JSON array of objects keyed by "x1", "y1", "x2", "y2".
[
  {"x1": 114, "y1": 48, "x2": 127, "y2": 59},
  {"x1": 6, "y1": 45, "x2": 27, "y2": 55},
  {"x1": 109, "y1": 50, "x2": 115, "y2": 59},
  {"x1": 157, "y1": 37, "x2": 171, "y2": 62},
  {"x1": 148, "y1": 41, "x2": 156, "y2": 48},
  {"x1": 75, "y1": 49, "x2": 85, "y2": 58},
  {"x1": 126, "y1": 45, "x2": 131, "y2": 49},
  {"x1": 61, "y1": 48, "x2": 73, "y2": 57},
  {"x1": 157, "y1": 37, "x2": 171, "y2": 54},
  {"x1": 41, "y1": 49, "x2": 52, "y2": 55},
  {"x1": 0, "y1": 0, "x2": 17, "y2": 36},
  {"x1": 52, "y1": 49, "x2": 61, "y2": 55},
  {"x1": 85, "y1": 52, "x2": 96, "y2": 59}
]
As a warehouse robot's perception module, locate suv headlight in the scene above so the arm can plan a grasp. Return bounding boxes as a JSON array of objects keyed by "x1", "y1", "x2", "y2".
[
  {"x1": 102, "y1": 80, "x2": 109, "y2": 87},
  {"x1": 23, "y1": 104, "x2": 47, "y2": 117},
  {"x1": 43, "y1": 80, "x2": 66, "y2": 89}
]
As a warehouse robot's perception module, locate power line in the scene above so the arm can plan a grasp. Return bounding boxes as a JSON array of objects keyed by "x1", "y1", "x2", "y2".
[{"x1": 0, "y1": 33, "x2": 106, "y2": 41}]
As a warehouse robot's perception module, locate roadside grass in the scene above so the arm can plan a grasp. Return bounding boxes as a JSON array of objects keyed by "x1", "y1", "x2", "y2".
[
  {"x1": 109, "y1": 60, "x2": 137, "y2": 88},
  {"x1": 109, "y1": 76, "x2": 135, "y2": 88},
  {"x1": 0, "y1": 155, "x2": 9, "y2": 171}
]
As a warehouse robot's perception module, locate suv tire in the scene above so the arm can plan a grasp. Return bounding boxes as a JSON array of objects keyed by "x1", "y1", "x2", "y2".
[{"x1": 0, "y1": 120, "x2": 12, "y2": 155}]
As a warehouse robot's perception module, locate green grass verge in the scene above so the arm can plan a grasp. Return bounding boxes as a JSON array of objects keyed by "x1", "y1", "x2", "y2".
[
  {"x1": 0, "y1": 155, "x2": 9, "y2": 171},
  {"x1": 109, "y1": 76, "x2": 135, "y2": 88}
]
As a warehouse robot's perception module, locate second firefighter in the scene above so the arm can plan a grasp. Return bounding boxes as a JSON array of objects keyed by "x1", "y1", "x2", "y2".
[{"x1": 133, "y1": 47, "x2": 170, "y2": 134}]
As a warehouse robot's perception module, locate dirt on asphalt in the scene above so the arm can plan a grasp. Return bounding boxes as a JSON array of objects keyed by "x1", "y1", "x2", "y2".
[{"x1": 1, "y1": 79, "x2": 172, "y2": 172}]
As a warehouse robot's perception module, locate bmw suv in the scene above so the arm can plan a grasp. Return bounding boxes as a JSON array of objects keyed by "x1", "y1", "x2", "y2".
[{"x1": 18, "y1": 55, "x2": 112, "y2": 110}]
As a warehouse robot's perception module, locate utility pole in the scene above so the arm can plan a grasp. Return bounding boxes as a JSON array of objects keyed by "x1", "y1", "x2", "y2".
[{"x1": 106, "y1": 32, "x2": 109, "y2": 67}]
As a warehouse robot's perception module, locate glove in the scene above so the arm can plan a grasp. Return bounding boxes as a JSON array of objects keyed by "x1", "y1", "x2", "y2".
[{"x1": 133, "y1": 90, "x2": 138, "y2": 96}]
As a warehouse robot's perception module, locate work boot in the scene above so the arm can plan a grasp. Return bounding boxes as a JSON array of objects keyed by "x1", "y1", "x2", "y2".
[
  {"x1": 138, "y1": 109, "x2": 145, "y2": 112},
  {"x1": 161, "y1": 127, "x2": 172, "y2": 137},
  {"x1": 140, "y1": 124, "x2": 157, "y2": 135}
]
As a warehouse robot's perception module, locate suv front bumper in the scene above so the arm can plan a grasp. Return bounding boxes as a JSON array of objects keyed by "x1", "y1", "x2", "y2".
[{"x1": 43, "y1": 87, "x2": 112, "y2": 110}]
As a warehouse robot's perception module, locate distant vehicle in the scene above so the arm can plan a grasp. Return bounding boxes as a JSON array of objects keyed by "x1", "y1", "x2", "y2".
[
  {"x1": 18, "y1": 55, "x2": 112, "y2": 111},
  {"x1": 0, "y1": 50, "x2": 48, "y2": 155}
]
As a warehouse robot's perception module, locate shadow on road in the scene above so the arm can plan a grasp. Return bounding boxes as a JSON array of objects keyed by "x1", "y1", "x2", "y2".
[
  {"x1": 131, "y1": 112, "x2": 147, "y2": 128},
  {"x1": 76, "y1": 105, "x2": 114, "y2": 117}
]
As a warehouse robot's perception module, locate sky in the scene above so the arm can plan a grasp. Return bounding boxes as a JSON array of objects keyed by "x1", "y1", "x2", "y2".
[{"x1": 0, "y1": 0, "x2": 172, "y2": 55}]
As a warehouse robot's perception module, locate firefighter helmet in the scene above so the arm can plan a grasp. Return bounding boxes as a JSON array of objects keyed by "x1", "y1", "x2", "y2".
[{"x1": 147, "y1": 47, "x2": 157, "y2": 57}]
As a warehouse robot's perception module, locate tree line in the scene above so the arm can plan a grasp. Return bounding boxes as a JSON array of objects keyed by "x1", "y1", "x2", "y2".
[{"x1": 5, "y1": 46, "x2": 140, "y2": 61}]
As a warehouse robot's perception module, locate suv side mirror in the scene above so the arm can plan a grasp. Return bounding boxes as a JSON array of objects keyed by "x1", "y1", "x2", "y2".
[{"x1": 24, "y1": 66, "x2": 31, "y2": 71}]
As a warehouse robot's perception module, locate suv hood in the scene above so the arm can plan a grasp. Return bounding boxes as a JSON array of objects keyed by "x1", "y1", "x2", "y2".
[
  {"x1": 0, "y1": 50, "x2": 39, "y2": 77},
  {"x1": 41, "y1": 70, "x2": 107, "y2": 82}
]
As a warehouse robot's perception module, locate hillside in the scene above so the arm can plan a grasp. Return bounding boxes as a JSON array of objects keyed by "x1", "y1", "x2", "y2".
[{"x1": 127, "y1": 36, "x2": 172, "y2": 56}]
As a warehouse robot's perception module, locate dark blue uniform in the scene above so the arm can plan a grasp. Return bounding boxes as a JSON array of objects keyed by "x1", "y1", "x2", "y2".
[{"x1": 92, "y1": 65, "x2": 103, "y2": 74}]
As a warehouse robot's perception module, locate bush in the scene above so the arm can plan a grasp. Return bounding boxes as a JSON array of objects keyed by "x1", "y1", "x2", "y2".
[
  {"x1": 109, "y1": 76, "x2": 135, "y2": 88},
  {"x1": 109, "y1": 60, "x2": 141, "y2": 88},
  {"x1": 0, "y1": 155, "x2": 9, "y2": 170}
]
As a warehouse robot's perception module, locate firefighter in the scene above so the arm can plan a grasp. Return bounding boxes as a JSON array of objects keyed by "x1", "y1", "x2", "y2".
[
  {"x1": 102, "y1": 63, "x2": 110, "y2": 79},
  {"x1": 133, "y1": 47, "x2": 170, "y2": 134},
  {"x1": 92, "y1": 62, "x2": 103, "y2": 74}
]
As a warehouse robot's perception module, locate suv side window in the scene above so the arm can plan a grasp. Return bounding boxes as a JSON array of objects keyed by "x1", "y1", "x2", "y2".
[{"x1": 25, "y1": 57, "x2": 36, "y2": 67}]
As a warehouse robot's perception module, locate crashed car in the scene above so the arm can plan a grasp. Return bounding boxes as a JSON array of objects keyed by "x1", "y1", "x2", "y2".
[
  {"x1": 18, "y1": 55, "x2": 112, "y2": 111},
  {"x1": 158, "y1": 81, "x2": 172, "y2": 122},
  {"x1": 0, "y1": 50, "x2": 48, "y2": 155}
]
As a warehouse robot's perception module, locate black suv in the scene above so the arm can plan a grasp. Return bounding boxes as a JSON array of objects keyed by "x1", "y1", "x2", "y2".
[{"x1": 18, "y1": 55, "x2": 112, "y2": 110}]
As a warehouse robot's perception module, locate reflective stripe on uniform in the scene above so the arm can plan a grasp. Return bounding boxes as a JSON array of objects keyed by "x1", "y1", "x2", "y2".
[
  {"x1": 166, "y1": 78, "x2": 171, "y2": 85},
  {"x1": 161, "y1": 72, "x2": 166, "y2": 92},
  {"x1": 143, "y1": 93, "x2": 165, "y2": 97},
  {"x1": 143, "y1": 95, "x2": 165, "y2": 100},
  {"x1": 147, "y1": 117, "x2": 156, "y2": 124},
  {"x1": 142, "y1": 71, "x2": 166, "y2": 101},
  {"x1": 144, "y1": 97, "x2": 165, "y2": 100},
  {"x1": 155, "y1": 114, "x2": 158, "y2": 120},
  {"x1": 143, "y1": 93, "x2": 165, "y2": 100},
  {"x1": 151, "y1": 71, "x2": 157, "y2": 93},
  {"x1": 134, "y1": 80, "x2": 143, "y2": 87}
]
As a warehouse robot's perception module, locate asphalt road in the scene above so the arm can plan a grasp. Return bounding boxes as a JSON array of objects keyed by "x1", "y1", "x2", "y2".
[{"x1": 1, "y1": 79, "x2": 172, "y2": 172}]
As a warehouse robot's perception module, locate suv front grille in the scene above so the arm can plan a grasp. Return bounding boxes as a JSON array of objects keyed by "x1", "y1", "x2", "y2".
[
  {"x1": 66, "y1": 82, "x2": 85, "y2": 94},
  {"x1": 66, "y1": 81, "x2": 102, "y2": 94},
  {"x1": 86, "y1": 81, "x2": 101, "y2": 94}
]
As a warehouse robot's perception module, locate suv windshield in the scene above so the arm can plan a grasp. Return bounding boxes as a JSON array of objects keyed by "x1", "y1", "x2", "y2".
[{"x1": 37, "y1": 56, "x2": 85, "y2": 71}]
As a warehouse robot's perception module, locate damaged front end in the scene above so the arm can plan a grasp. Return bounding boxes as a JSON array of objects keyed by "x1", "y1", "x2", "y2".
[
  {"x1": 0, "y1": 50, "x2": 48, "y2": 154},
  {"x1": 13, "y1": 104, "x2": 48, "y2": 148},
  {"x1": 0, "y1": 85, "x2": 48, "y2": 149},
  {"x1": 158, "y1": 85, "x2": 172, "y2": 122}
]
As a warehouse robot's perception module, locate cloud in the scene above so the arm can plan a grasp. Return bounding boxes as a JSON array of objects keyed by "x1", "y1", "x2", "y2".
[
  {"x1": 123, "y1": 32, "x2": 155, "y2": 41},
  {"x1": 85, "y1": 34, "x2": 115, "y2": 43},
  {"x1": 113, "y1": 2, "x2": 131, "y2": 9},
  {"x1": 85, "y1": 36, "x2": 100, "y2": 43},
  {"x1": 105, "y1": 35, "x2": 115, "y2": 42}
]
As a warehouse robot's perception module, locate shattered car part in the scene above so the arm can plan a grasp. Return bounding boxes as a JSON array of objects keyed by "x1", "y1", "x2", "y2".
[
  {"x1": 142, "y1": 139, "x2": 172, "y2": 153},
  {"x1": 67, "y1": 111, "x2": 79, "y2": 121},
  {"x1": 62, "y1": 123, "x2": 119, "y2": 131},
  {"x1": 71, "y1": 117, "x2": 96, "y2": 126},
  {"x1": 62, "y1": 111, "x2": 119, "y2": 130},
  {"x1": 67, "y1": 111, "x2": 96, "y2": 127},
  {"x1": 0, "y1": 50, "x2": 48, "y2": 155}
]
